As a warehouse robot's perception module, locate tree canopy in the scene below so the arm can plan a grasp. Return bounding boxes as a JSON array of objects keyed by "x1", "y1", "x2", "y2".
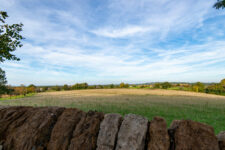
[
  {"x1": 0, "y1": 68, "x2": 7, "y2": 95},
  {"x1": 0, "y1": 11, "x2": 24, "y2": 96},
  {"x1": 214, "y1": 0, "x2": 225, "y2": 9},
  {"x1": 221, "y1": 78, "x2": 225, "y2": 87},
  {"x1": 0, "y1": 11, "x2": 24, "y2": 62}
]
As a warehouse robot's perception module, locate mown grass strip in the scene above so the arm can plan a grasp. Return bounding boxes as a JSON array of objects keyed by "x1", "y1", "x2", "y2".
[{"x1": 0, "y1": 93, "x2": 35, "y2": 100}]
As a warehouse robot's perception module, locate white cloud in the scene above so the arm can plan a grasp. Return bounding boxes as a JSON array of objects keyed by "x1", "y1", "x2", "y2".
[
  {"x1": 92, "y1": 26, "x2": 152, "y2": 38},
  {"x1": 0, "y1": 0, "x2": 225, "y2": 85}
]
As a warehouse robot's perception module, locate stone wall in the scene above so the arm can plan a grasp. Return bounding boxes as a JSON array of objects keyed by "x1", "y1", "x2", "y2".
[{"x1": 0, "y1": 106, "x2": 224, "y2": 150}]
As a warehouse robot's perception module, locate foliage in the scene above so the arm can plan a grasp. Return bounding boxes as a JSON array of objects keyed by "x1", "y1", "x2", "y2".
[
  {"x1": 153, "y1": 83, "x2": 161, "y2": 88},
  {"x1": 63, "y1": 84, "x2": 70, "y2": 90},
  {"x1": 88, "y1": 85, "x2": 96, "y2": 89},
  {"x1": 161, "y1": 82, "x2": 172, "y2": 89},
  {"x1": 192, "y1": 82, "x2": 205, "y2": 92},
  {"x1": 0, "y1": 11, "x2": 24, "y2": 62},
  {"x1": 96, "y1": 85, "x2": 104, "y2": 89},
  {"x1": 0, "y1": 93, "x2": 35, "y2": 100},
  {"x1": 72, "y1": 83, "x2": 88, "y2": 90},
  {"x1": 27, "y1": 84, "x2": 36, "y2": 93},
  {"x1": 109, "y1": 84, "x2": 115, "y2": 88},
  {"x1": 0, "y1": 68, "x2": 7, "y2": 85},
  {"x1": 220, "y1": 78, "x2": 225, "y2": 88},
  {"x1": 153, "y1": 82, "x2": 172, "y2": 89},
  {"x1": 0, "y1": 68, "x2": 7, "y2": 96},
  {"x1": 214, "y1": 0, "x2": 225, "y2": 9},
  {"x1": 205, "y1": 83, "x2": 225, "y2": 95},
  {"x1": 13, "y1": 85, "x2": 27, "y2": 96},
  {"x1": 52, "y1": 86, "x2": 61, "y2": 91},
  {"x1": 0, "y1": 11, "x2": 24, "y2": 96},
  {"x1": 119, "y1": 82, "x2": 129, "y2": 88}
]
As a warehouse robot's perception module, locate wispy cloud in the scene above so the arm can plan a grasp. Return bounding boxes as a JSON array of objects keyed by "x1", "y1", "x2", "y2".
[{"x1": 92, "y1": 26, "x2": 152, "y2": 38}]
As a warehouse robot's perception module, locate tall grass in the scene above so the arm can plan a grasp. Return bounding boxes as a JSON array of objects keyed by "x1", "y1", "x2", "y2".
[{"x1": 0, "y1": 89, "x2": 224, "y2": 134}]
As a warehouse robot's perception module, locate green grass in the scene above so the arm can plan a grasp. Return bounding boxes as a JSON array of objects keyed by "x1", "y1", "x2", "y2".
[
  {"x1": 167, "y1": 87, "x2": 180, "y2": 90},
  {"x1": 64, "y1": 96, "x2": 224, "y2": 134},
  {"x1": 0, "y1": 90, "x2": 224, "y2": 134},
  {"x1": 0, "y1": 93, "x2": 35, "y2": 100}
]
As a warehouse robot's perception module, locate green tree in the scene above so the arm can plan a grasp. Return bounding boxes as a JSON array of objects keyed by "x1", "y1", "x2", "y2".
[
  {"x1": 220, "y1": 78, "x2": 225, "y2": 88},
  {"x1": 52, "y1": 86, "x2": 61, "y2": 91},
  {"x1": 0, "y1": 11, "x2": 24, "y2": 62},
  {"x1": 214, "y1": 0, "x2": 225, "y2": 9},
  {"x1": 109, "y1": 84, "x2": 114, "y2": 88},
  {"x1": 161, "y1": 82, "x2": 172, "y2": 89},
  {"x1": 154, "y1": 83, "x2": 161, "y2": 88},
  {"x1": 63, "y1": 84, "x2": 69, "y2": 90},
  {"x1": 27, "y1": 84, "x2": 36, "y2": 93},
  {"x1": 72, "y1": 83, "x2": 88, "y2": 90},
  {"x1": 192, "y1": 82, "x2": 205, "y2": 92},
  {"x1": 119, "y1": 82, "x2": 125, "y2": 88},
  {"x1": 81, "y1": 83, "x2": 88, "y2": 89},
  {"x1": 0, "y1": 68, "x2": 7, "y2": 96},
  {"x1": 119, "y1": 82, "x2": 129, "y2": 88},
  {"x1": 0, "y1": 11, "x2": 24, "y2": 95}
]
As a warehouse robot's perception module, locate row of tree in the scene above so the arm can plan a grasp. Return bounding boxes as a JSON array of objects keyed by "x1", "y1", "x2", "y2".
[
  {"x1": 152, "y1": 79, "x2": 225, "y2": 95},
  {"x1": 204, "y1": 79, "x2": 225, "y2": 95},
  {"x1": 1, "y1": 79, "x2": 225, "y2": 98},
  {"x1": 47, "y1": 82, "x2": 129, "y2": 91}
]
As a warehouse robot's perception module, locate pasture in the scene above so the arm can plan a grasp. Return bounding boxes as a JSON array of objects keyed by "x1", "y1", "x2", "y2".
[{"x1": 0, "y1": 89, "x2": 225, "y2": 133}]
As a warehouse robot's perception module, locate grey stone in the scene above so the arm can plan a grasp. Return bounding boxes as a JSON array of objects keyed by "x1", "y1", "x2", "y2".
[
  {"x1": 97, "y1": 113, "x2": 123, "y2": 150},
  {"x1": 217, "y1": 131, "x2": 225, "y2": 150},
  {"x1": 147, "y1": 117, "x2": 170, "y2": 150},
  {"x1": 115, "y1": 114, "x2": 148, "y2": 150}
]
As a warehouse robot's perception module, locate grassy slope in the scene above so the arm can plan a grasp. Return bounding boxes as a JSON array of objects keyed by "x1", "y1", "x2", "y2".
[
  {"x1": 0, "y1": 93, "x2": 35, "y2": 100},
  {"x1": 0, "y1": 89, "x2": 224, "y2": 134}
]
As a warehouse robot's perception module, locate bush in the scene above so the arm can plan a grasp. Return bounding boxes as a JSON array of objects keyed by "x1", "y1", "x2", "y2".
[
  {"x1": 63, "y1": 84, "x2": 70, "y2": 90},
  {"x1": 119, "y1": 82, "x2": 129, "y2": 88},
  {"x1": 192, "y1": 82, "x2": 204, "y2": 92},
  {"x1": 72, "y1": 83, "x2": 88, "y2": 90},
  {"x1": 161, "y1": 82, "x2": 172, "y2": 89},
  {"x1": 153, "y1": 83, "x2": 161, "y2": 88}
]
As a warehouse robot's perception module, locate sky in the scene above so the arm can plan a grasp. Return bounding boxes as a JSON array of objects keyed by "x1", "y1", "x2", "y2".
[{"x1": 1, "y1": 0, "x2": 225, "y2": 85}]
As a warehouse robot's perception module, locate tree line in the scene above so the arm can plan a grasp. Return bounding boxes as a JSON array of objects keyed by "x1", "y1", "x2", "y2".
[{"x1": 1, "y1": 79, "x2": 224, "y2": 98}]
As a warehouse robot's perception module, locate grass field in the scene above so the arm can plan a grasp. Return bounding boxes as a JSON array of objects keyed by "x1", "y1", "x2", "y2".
[
  {"x1": 0, "y1": 93, "x2": 35, "y2": 100},
  {"x1": 0, "y1": 89, "x2": 225, "y2": 134}
]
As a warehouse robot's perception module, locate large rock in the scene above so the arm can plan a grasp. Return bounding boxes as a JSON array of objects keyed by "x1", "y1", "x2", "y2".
[
  {"x1": 147, "y1": 117, "x2": 170, "y2": 150},
  {"x1": 97, "y1": 113, "x2": 123, "y2": 150},
  {"x1": 68, "y1": 110, "x2": 104, "y2": 150},
  {"x1": 0, "y1": 105, "x2": 10, "y2": 110},
  {"x1": 217, "y1": 131, "x2": 225, "y2": 150},
  {"x1": 3, "y1": 107, "x2": 64, "y2": 150},
  {"x1": 115, "y1": 114, "x2": 148, "y2": 150},
  {"x1": 0, "y1": 106, "x2": 33, "y2": 143},
  {"x1": 47, "y1": 108, "x2": 86, "y2": 150},
  {"x1": 169, "y1": 120, "x2": 219, "y2": 150}
]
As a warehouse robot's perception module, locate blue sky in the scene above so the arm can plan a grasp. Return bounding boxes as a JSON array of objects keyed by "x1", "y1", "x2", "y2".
[{"x1": 1, "y1": 0, "x2": 225, "y2": 85}]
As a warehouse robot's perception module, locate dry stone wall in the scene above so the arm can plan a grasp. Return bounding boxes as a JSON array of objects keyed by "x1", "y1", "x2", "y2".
[{"x1": 0, "y1": 106, "x2": 224, "y2": 150}]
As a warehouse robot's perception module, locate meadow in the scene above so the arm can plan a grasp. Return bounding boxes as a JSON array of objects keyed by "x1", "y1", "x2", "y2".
[{"x1": 0, "y1": 89, "x2": 225, "y2": 134}]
